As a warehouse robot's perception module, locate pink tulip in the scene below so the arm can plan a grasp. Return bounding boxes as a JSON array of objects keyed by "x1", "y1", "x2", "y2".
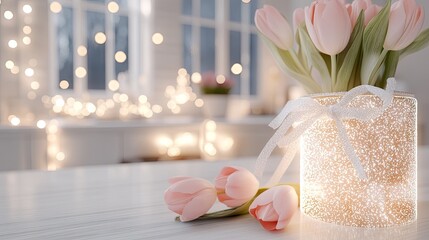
[
  {"x1": 347, "y1": 0, "x2": 381, "y2": 27},
  {"x1": 249, "y1": 185, "x2": 298, "y2": 231},
  {"x1": 305, "y1": 0, "x2": 352, "y2": 55},
  {"x1": 215, "y1": 166, "x2": 259, "y2": 207},
  {"x1": 255, "y1": 5, "x2": 294, "y2": 50},
  {"x1": 293, "y1": 8, "x2": 305, "y2": 33},
  {"x1": 384, "y1": 0, "x2": 424, "y2": 51},
  {"x1": 164, "y1": 176, "x2": 217, "y2": 222}
]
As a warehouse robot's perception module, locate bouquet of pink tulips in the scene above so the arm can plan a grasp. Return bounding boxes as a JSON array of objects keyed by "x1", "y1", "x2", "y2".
[{"x1": 255, "y1": 0, "x2": 429, "y2": 93}]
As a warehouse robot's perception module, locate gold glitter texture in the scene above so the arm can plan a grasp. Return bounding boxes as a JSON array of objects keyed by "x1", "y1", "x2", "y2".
[{"x1": 300, "y1": 94, "x2": 417, "y2": 227}]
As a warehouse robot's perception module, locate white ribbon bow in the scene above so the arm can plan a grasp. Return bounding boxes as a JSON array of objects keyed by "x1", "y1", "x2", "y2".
[{"x1": 255, "y1": 78, "x2": 396, "y2": 186}]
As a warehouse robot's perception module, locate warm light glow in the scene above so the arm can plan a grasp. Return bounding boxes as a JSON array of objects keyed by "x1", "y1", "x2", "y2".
[
  {"x1": 75, "y1": 67, "x2": 87, "y2": 78},
  {"x1": 178, "y1": 68, "x2": 187, "y2": 76},
  {"x1": 231, "y1": 63, "x2": 243, "y2": 75},
  {"x1": 77, "y1": 45, "x2": 87, "y2": 56},
  {"x1": 22, "y1": 4, "x2": 32, "y2": 14},
  {"x1": 167, "y1": 147, "x2": 181, "y2": 157},
  {"x1": 56, "y1": 152, "x2": 65, "y2": 161},
  {"x1": 115, "y1": 51, "x2": 127, "y2": 63},
  {"x1": 4, "y1": 11, "x2": 13, "y2": 20},
  {"x1": 205, "y1": 120, "x2": 217, "y2": 131},
  {"x1": 171, "y1": 106, "x2": 181, "y2": 114},
  {"x1": 86, "y1": 103, "x2": 96, "y2": 113},
  {"x1": 37, "y1": 120, "x2": 46, "y2": 129},
  {"x1": 108, "y1": 80, "x2": 120, "y2": 91},
  {"x1": 216, "y1": 75, "x2": 226, "y2": 84},
  {"x1": 138, "y1": 95, "x2": 148, "y2": 103},
  {"x1": 119, "y1": 94, "x2": 129, "y2": 102},
  {"x1": 152, "y1": 105, "x2": 163, "y2": 113},
  {"x1": 219, "y1": 136, "x2": 234, "y2": 151},
  {"x1": 25, "y1": 68, "x2": 34, "y2": 77},
  {"x1": 175, "y1": 132, "x2": 196, "y2": 146},
  {"x1": 22, "y1": 36, "x2": 31, "y2": 45},
  {"x1": 165, "y1": 86, "x2": 175, "y2": 96},
  {"x1": 206, "y1": 132, "x2": 216, "y2": 142},
  {"x1": 5, "y1": 60, "x2": 14, "y2": 69},
  {"x1": 23, "y1": 26, "x2": 32, "y2": 34},
  {"x1": 242, "y1": 0, "x2": 251, "y2": 3},
  {"x1": 107, "y1": 1, "x2": 119, "y2": 13},
  {"x1": 50, "y1": 1, "x2": 62, "y2": 13},
  {"x1": 30, "y1": 81, "x2": 40, "y2": 90},
  {"x1": 204, "y1": 143, "x2": 217, "y2": 156},
  {"x1": 8, "y1": 40, "x2": 17, "y2": 49},
  {"x1": 174, "y1": 92, "x2": 190, "y2": 104},
  {"x1": 191, "y1": 72, "x2": 202, "y2": 83},
  {"x1": 156, "y1": 136, "x2": 173, "y2": 148},
  {"x1": 94, "y1": 32, "x2": 107, "y2": 44},
  {"x1": 59, "y1": 80, "x2": 69, "y2": 89},
  {"x1": 152, "y1": 33, "x2": 164, "y2": 45},
  {"x1": 11, "y1": 66, "x2": 20, "y2": 74},
  {"x1": 195, "y1": 99, "x2": 204, "y2": 107},
  {"x1": 10, "y1": 116, "x2": 21, "y2": 126},
  {"x1": 176, "y1": 75, "x2": 188, "y2": 86}
]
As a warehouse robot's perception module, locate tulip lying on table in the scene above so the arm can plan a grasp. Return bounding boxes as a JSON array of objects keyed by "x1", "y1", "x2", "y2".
[{"x1": 164, "y1": 166, "x2": 300, "y2": 231}]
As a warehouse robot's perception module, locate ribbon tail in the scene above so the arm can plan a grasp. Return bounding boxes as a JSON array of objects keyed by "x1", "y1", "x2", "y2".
[
  {"x1": 265, "y1": 140, "x2": 299, "y2": 187},
  {"x1": 334, "y1": 118, "x2": 368, "y2": 179}
]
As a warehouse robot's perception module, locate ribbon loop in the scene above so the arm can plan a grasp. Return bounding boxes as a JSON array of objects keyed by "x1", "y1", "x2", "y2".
[{"x1": 255, "y1": 78, "x2": 396, "y2": 186}]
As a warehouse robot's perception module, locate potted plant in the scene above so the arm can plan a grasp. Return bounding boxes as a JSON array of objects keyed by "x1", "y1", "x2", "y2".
[{"x1": 200, "y1": 72, "x2": 233, "y2": 118}]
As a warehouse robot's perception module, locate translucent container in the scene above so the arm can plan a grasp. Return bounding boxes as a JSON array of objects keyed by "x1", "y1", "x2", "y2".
[{"x1": 300, "y1": 93, "x2": 417, "y2": 227}]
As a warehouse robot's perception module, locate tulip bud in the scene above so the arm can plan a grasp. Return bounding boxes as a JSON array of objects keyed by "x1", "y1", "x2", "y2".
[
  {"x1": 384, "y1": 0, "x2": 424, "y2": 51},
  {"x1": 255, "y1": 5, "x2": 294, "y2": 50}
]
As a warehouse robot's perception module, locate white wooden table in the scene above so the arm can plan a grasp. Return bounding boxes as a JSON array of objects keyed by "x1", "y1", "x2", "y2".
[{"x1": 0, "y1": 148, "x2": 428, "y2": 240}]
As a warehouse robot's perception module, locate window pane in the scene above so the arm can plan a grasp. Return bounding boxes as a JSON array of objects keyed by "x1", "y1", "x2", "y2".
[
  {"x1": 116, "y1": 0, "x2": 128, "y2": 9},
  {"x1": 87, "y1": 11, "x2": 106, "y2": 90},
  {"x1": 229, "y1": 0, "x2": 242, "y2": 23},
  {"x1": 200, "y1": 0, "x2": 215, "y2": 19},
  {"x1": 200, "y1": 27, "x2": 215, "y2": 73},
  {"x1": 57, "y1": 7, "x2": 74, "y2": 89},
  {"x1": 229, "y1": 31, "x2": 241, "y2": 94},
  {"x1": 183, "y1": 24, "x2": 193, "y2": 72},
  {"x1": 182, "y1": 0, "x2": 193, "y2": 16},
  {"x1": 250, "y1": 33, "x2": 258, "y2": 95},
  {"x1": 115, "y1": 16, "x2": 129, "y2": 79},
  {"x1": 249, "y1": 0, "x2": 259, "y2": 25}
]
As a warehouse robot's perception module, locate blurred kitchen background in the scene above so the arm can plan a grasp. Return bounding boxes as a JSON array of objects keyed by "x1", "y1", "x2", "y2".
[{"x1": 0, "y1": 0, "x2": 428, "y2": 172}]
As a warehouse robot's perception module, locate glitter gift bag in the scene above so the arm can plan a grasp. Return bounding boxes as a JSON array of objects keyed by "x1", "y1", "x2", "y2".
[{"x1": 300, "y1": 93, "x2": 417, "y2": 227}]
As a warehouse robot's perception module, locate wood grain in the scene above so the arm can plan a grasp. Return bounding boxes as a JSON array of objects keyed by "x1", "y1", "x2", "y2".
[{"x1": 0, "y1": 148, "x2": 428, "y2": 240}]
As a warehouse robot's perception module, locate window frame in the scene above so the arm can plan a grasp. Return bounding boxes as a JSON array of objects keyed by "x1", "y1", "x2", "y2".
[
  {"x1": 181, "y1": 0, "x2": 260, "y2": 97},
  {"x1": 48, "y1": 0, "x2": 141, "y2": 97}
]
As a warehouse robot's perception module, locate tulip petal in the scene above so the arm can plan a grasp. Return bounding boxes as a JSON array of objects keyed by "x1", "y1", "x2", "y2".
[
  {"x1": 256, "y1": 204, "x2": 279, "y2": 221},
  {"x1": 170, "y1": 178, "x2": 214, "y2": 194},
  {"x1": 384, "y1": 1, "x2": 407, "y2": 50},
  {"x1": 168, "y1": 176, "x2": 192, "y2": 185},
  {"x1": 272, "y1": 186, "x2": 298, "y2": 230},
  {"x1": 316, "y1": 0, "x2": 352, "y2": 54},
  {"x1": 180, "y1": 188, "x2": 217, "y2": 222},
  {"x1": 249, "y1": 188, "x2": 276, "y2": 209},
  {"x1": 224, "y1": 170, "x2": 259, "y2": 199},
  {"x1": 258, "y1": 220, "x2": 277, "y2": 231}
]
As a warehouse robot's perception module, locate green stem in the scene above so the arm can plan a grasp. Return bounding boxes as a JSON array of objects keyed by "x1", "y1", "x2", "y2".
[
  {"x1": 331, "y1": 55, "x2": 337, "y2": 92},
  {"x1": 368, "y1": 48, "x2": 389, "y2": 86},
  {"x1": 289, "y1": 50, "x2": 311, "y2": 78}
]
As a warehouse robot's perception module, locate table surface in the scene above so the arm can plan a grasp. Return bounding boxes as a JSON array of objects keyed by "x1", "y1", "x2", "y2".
[{"x1": 0, "y1": 148, "x2": 428, "y2": 240}]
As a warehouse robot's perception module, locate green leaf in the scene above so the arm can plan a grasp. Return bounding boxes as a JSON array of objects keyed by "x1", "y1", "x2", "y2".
[
  {"x1": 361, "y1": 0, "x2": 391, "y2": 85},
  {"x1": 175, "y1": 188, "x2": 268, "y2": 222},
  {"x1": 400, "y1": 28, "x2": 429, "y2": 58},
  {"x1": 297, "y1": 26, "x2": 331, "y2": 92},
  {"x1": 336, "y1": 11, "x2": 364, "y2": 92},
  {"x1": 258, "y1": 31, "x2": 322, "y2": 93},
  {"x1": 377, "y1": 50, "x2": 400, "y2": 88}
]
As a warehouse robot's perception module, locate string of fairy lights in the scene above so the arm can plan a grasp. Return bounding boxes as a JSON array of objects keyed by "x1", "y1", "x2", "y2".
[{"x1": 1, "y1": 0, "x2": 246, "y2": 170}]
